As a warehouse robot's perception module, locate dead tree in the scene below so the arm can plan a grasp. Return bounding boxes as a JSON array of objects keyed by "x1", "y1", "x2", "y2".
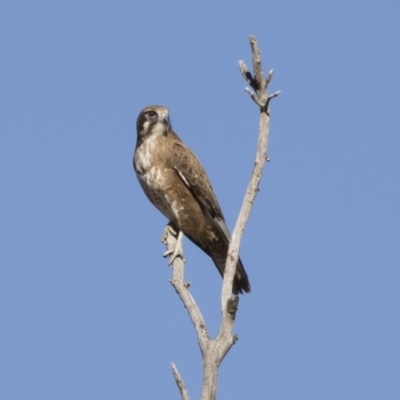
[{"x1": 162, "y1": 35, "x2": 280, "y2": 400}]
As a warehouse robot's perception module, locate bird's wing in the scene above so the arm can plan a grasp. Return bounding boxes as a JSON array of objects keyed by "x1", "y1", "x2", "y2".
[
  {"x1": 171, "y1": 141, "x2": 232, "y2": 241},
  {"x1": 170, "y1": 138, "x2": 251, "y2": 295}
]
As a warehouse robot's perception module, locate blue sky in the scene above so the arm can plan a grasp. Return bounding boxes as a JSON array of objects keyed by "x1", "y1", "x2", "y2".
[{"x1": 1, "y1": 1, "x2": 399, "y2": 399}]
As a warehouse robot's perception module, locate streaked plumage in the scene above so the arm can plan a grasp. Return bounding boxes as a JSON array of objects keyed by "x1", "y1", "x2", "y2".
[{"x1": 133, "y1": 105, "x2": 250, "y2": 294}]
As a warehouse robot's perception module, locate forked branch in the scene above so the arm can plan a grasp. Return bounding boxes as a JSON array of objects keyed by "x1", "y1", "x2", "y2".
[
  {"x1": 163, "y1": 35, "x2": 280, "y2": 400},
  {"x1": 223, "y1": 35, "x2": 280, "y2": 306}
]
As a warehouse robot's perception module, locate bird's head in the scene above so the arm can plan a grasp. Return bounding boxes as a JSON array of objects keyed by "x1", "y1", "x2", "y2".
[{"x1": 136, "y1": 105, "x2": 171, "y2": 139}]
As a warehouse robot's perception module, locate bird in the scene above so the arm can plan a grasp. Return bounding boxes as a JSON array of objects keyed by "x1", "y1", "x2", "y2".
[{"x1": 133, "y1": 105, "x2": 250, "y2": 294}]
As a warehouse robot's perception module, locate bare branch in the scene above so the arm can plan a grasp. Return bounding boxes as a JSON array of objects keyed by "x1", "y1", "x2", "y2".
[
  {"x1": 265, "y1": 68, "x2": 274, "y2": 86},
  {"x1": 250, "y1": 36, "x2": 264, "y2": 89},
  {"x1": 238, "y1": 61, "x2": 256, "y2": 88},
  {"x1": 218, "y1": 33, "x2": 280, "y2": 360},
  {"x1": 171, "y1": 362, "x2": 190, "y2": 400},
  {"x1": 238, "y1": 35, "x2": 279, "y2": 112},
  {"x1": 161, "y1": 224, "x2": 210, "y2": 357},
  {"x1": 163, "y1": 35, "x2": 279, "y2": 400},
  {"x1": 244, "y1": 87, "x2": 264, "y2": 107},
  {"x1": 268, "y1": 90, "x2": 282, "y2": 104}
]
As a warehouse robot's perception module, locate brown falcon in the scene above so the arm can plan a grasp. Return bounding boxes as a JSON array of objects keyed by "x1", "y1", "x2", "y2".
[{"x1": 133, "y1": 105, "x2": 250, "y2": 294}]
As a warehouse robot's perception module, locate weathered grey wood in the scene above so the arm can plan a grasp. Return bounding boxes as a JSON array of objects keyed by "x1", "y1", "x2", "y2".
[{"x1": 162, "y1": 35, "x2": 280, "y2": 400}]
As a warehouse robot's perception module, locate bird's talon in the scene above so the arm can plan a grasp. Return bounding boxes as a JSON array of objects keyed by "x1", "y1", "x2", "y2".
[
  {"x1": 166, "y1": 248, "x2": 184, "y2": 265},
  {"x1": 163, "y1": 249, "x2": 173, "y2": 258},
  {"x1": 163, "y1": 230, "x2": 184, "y2": 265}
]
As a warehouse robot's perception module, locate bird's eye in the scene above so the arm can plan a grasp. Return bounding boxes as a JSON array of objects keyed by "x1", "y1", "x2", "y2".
[{"x1": 147, "y1": 111, "x2": 157, "y2": 118}]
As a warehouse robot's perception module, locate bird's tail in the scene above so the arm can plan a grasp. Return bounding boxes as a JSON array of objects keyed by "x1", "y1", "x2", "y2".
[
  {"x1": 211, "y1": 253, "x2": 251, "y2": 295},
  {"x1": 185, "y1": 232, "x2": 251, "y2": 294}
]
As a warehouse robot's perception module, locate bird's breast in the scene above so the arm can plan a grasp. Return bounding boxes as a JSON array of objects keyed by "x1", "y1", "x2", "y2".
[
  {"x1": 134, "y1": 137, "x2": 179, "y2": 221},
  {"x1": 134, "y1": 134, "x2": 159, "y2": 174}
]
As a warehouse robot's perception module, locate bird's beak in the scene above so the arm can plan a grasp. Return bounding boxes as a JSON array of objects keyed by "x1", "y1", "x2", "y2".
[
  {"x1": 159, "y1": 111, "x2": 171, "y2": 128},
  {"x1": 159, "y1": 110, "x2": 169, "y2": 121}
]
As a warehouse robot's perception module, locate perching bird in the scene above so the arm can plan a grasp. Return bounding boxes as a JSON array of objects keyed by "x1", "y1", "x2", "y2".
[{"x1": 133, "y1": 105, "x2": 250, "y2": 294}]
